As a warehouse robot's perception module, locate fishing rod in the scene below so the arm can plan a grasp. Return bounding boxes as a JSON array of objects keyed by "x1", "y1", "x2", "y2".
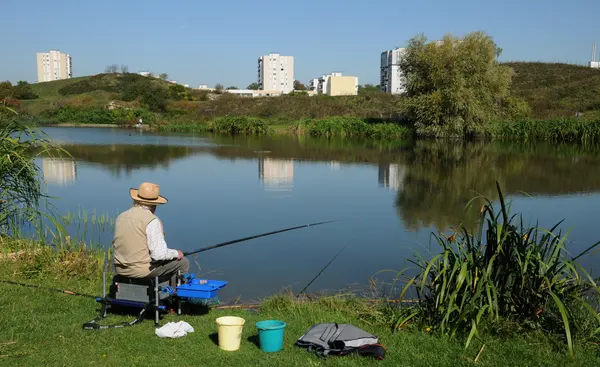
[
  {"x1": 0, "y1": 279, "x2": 97, "y2": 299},
  {"x1": 183, "y1": 219, "x2": 339, "y2": 257},
  {"x1": 1, "y1": 220, "x2": 340, "y2": 301}
]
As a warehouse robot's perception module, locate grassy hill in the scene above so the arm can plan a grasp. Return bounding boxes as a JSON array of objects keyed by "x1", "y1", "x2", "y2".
[
  {"x1": 15, "y1": 62, "x2": 600, "y2": 123},
  {"x1": 21, "y1": 73, "x2": 199, "y2": 116},
  {"x1": 504, "y1": 62, "x2": 600, "y2": 118}
]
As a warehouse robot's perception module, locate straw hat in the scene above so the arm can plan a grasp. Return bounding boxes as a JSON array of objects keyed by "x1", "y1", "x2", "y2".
[{"x1": 129, "y1": 182, "x2": 168, "y2": 205}]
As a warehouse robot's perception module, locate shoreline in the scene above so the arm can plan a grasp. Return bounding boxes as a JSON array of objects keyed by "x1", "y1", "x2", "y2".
[{"x1": 46, "y1": 123, "x2": 120, "y2": 128}]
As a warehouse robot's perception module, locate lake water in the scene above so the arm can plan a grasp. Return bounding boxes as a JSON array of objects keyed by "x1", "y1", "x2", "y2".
[{"x1": 32, "y1": 126, "x2": 600, "y2": 301}]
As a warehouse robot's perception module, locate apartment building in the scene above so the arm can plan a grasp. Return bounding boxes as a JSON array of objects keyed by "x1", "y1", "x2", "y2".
[
  {"x1": 590, "y1": 43, "x2": 600, "y2": 68},
  {"x1": 309, "y1": 72, "x2": 358, "y2": 96},
  {"x1": 257, "y1": 53, "x2": 294, "y2": 94},
  {"x1": 36, "y1": 50, "x2": 72, "y2": 82},
  {"x1": 380, "y1": 48, "x2": 406, "y2": 94}
]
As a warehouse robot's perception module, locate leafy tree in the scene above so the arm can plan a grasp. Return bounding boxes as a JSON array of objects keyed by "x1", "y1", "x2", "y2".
[
  {"x1": 247, "y1": 83, "x2": 260, "y2": 90},
  {"x1": 399, "y1": 31, "x2": 519, "y2": 137},
  {"x1": 214, "y1": 83, "x2": 224, "y2": 93},
  {"x1": 226, "y1": 86, "x2": 239, "y2": 90},
  {"x1": 168, "y1": 84, "x2": 187, "y2": 100},
  {"x1": 293, "y1": 80, "x2": 306, "y2": 90},
  {"x1": 105, "y1": 64, "x2": 118, "y2": 73},
  {"x1": 142, "y1": 86, "x2": 168, "y2": 112},
  {"x1": 0, "y1": 81, "x2": 12, "y2": 100},
  {"x1": 358, "y1": 84, "x2": 381, "y2": 93},
  {"x1": 12, "y1": 81, "x2": 38, "y2": 100},
  {"x1": 120, "y1": 65, "x2": 129, "y2": 73},
  {"x1": 159, "y1": 73, "x2": 168, "y2": 80}
]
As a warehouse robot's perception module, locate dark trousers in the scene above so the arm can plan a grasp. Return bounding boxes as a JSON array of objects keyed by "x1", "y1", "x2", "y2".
[{"x1": 148, "y1": 257, "x2": 189, "y2": 286}]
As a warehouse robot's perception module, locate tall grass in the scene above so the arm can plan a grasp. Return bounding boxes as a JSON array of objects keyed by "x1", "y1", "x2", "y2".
[
  {"x1": 0, "y1": 108, "x2": 67, "y2": 235},
  {"x1": 157, "y1": 116, "x2": 272, "y2": 135},
  {"x1": 291, "y1": 117, "x2": 412, "y2": 139},
  {"x1": 1, "y1": 108, "x2": 112, "y2": 279},
  {"x1": 391, "y1": 183, "x2": 600, "y2": 357},
  {"x1": 489, "y1": 117, "x2": 600, "y2": 142}
]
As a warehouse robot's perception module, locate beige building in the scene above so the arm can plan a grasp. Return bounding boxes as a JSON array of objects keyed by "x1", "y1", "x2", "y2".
[
  {"x1": 327, "y1": 75, "x2": 358, "y2": 96},
  {"x1": 310, "y1": 72, "x2": 358, "y2": 96},
  {"x1": 257, "y1": 53, "x2": 294, "y2": 94},
  {"x1": 36, "y1": 50, "x2": 72, "y2": 82},
  {"x1": 225, "y1": 89, "x2": 282, "y2": 97}
]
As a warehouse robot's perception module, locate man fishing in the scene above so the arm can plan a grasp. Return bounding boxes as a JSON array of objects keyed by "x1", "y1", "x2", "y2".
[{"x1": 112, "y1": 182, "x2": 188, "y2": 286}]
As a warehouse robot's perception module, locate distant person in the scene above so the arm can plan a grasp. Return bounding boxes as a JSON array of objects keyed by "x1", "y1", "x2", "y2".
[{"x1": 112, "y1": 182, "x2": 189, "y2": 286}]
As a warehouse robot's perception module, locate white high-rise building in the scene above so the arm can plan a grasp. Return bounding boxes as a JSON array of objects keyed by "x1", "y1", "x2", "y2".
[
  {"x1": 258, "y1": 53, "x2": 294, "y2": 94},
  {"x1": 590, "y1": 43, "x2": 600, "y2": 69},
  {"x1": 380, "y1": 48, "x2": 406, "y2": 94},
  {"x1": 36, "y1": 50, "x2": 72, "y2": 82}
]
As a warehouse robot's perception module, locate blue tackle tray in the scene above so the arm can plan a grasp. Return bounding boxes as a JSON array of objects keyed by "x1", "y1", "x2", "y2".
[{"x1": 176, "y1": 279, "x2": 228, "y2": 299}]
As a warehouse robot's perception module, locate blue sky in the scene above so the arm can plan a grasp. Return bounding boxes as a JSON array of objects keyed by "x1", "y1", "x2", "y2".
[{"x1": 2, "y1": 0, "x2": 599, "y2": 88}]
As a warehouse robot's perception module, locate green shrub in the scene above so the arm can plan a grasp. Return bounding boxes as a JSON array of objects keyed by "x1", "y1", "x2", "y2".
[{"x1": 207, "y1": 116, "x2": 271, "y2": 135}]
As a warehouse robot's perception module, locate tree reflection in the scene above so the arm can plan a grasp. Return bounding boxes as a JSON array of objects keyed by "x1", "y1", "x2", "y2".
[
  {"x1": 54, "y1": 144, "x2": 200, "y2": 177},
  {"x1": 395, "y1": 140, "x2": 600, "y2": 231}
]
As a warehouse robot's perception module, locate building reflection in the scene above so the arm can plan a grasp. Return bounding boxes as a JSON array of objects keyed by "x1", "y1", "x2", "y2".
[
  {"x1": 42, "y1": 158, "x2": 77, "y2": 186},
  {"x1": 378, "y1": 163, "x2": 404, "y2": 190},
  {"x1": 258, "y1": 157, "x2": 294, "y2": 192}
]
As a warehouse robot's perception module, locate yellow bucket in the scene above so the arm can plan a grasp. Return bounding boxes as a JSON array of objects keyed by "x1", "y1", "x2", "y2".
[{"x1": 215, "y1": 316, "x2": 246, "y2": 351}]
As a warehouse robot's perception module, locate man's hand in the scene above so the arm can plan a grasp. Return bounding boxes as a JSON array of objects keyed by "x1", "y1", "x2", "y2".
[{"x1": 177, "y1": 250, "x2": 184, "y2": 260}]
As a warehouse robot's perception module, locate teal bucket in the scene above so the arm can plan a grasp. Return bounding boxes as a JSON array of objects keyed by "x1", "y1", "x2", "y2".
[{"x1": 256, "y1": 320, "x2": 286, "y2": 352}]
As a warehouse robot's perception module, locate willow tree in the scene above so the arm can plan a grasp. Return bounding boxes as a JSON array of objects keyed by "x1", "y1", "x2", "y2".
[{"x1": 399, "y1": 32, "x2": 520, "y2": 138}]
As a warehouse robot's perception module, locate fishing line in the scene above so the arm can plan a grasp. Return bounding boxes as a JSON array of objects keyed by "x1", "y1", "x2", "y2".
[{"x1": 299, "y1": 243, "x2": 349, "y2": 295}]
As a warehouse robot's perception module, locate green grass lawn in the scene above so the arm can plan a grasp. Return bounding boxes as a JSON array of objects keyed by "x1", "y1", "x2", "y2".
[
  {"x1": 30, "y1": 76, "x2": 92, "y2": 99},
  {"x1": 1, "y1": 275, "x2": 599, "y2": 367}
]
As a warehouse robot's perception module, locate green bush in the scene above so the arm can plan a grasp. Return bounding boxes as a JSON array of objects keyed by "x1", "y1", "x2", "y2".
[{"x1": 207, "y1": 116, "x2": 271, "y2": 135}]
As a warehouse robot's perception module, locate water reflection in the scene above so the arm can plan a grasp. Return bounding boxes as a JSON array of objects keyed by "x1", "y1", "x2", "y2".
[
  {"x1": 258, "y1": 157, "x2": 294, "y2": 192},
  {"x1": 378, "y1": 163, "x2": 405, "y2": 191},
  {"x1": 46, "y1": 136, "x2": 600, "y2": 232},
  {"x1": 42, "y1": 158, "x2": 77, "y2": 186},
  {"x1": 56, "y1": 144, "x2": 202, "y2": 177},
  {"x1": 35, "y1": 127, "x2": 600, "y2": 299},
  {"x1": 395, "y1": 141, "x2": 600, "y2": 231}
]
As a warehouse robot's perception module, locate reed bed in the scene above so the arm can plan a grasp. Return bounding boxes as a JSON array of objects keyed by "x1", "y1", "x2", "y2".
[
  {"x1": 290, "y1": 117, "x2": 412, "y2": 139},
  {"x1": 387, "y1": 183, "x2": 600, "y2": 357},
  {"x1": 157, "y1": 116, "x2": 272, "y2": 135},
  {"x1": 489, "y1": 117, "x2": 600, "y2": 142}
]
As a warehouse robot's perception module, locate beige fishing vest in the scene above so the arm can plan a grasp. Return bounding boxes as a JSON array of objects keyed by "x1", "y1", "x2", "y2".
[{"x1": 112, "y1": 206, "x2": 159, "y2": 278}]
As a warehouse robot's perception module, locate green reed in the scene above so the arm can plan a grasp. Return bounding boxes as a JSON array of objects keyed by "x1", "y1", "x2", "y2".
[
  {"x1": 291, "y1": 117, "x2": 412, "y2": 139},
  {"x1": 489, "y1": 117, "x2": 600, "y2": 142},
  {"x1": 0, "y1": 108, "x2": 68, "y2": 236},
  {"x1": 157, "y1": 116, "x2": 272, "y2": 135},
  {"x1": 389, "y1": 182, "x2": 600, "y2": 358}
]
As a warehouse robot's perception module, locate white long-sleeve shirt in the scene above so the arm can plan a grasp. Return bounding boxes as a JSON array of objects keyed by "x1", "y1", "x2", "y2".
[
  {"x1": 134, "y1": 203, "x2": 178, "y2": 261},
  {"x1": 146, "y1": 218, "x2": 179, "y2": 261}
]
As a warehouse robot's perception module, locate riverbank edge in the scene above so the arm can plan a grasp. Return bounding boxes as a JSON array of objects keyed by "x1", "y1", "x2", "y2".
[
  {"x1": 1, "y1": 237, "x2": 599, "y2": 365},
  {"x1": 35, "y1": 115, "x2": 600, "y2": 142}
]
